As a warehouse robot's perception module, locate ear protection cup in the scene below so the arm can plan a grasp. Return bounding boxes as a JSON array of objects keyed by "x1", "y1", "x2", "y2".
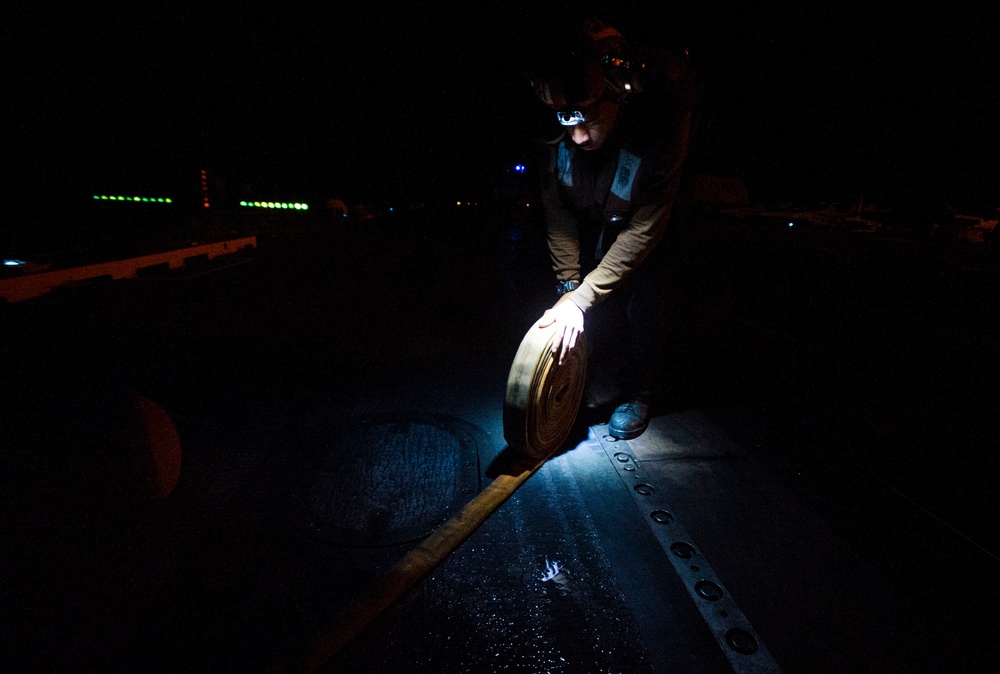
[{"x1": 582, "y1": 18, "x2": 643, "y2": 99}]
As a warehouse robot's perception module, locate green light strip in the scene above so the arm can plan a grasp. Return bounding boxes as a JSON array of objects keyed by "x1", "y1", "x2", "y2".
[
  {"x1": 93, "y1": 195, "x2": 173, "y2": 203},
  {"x1": 239, "y1": 201, "x2": 309, "y2": 210}
]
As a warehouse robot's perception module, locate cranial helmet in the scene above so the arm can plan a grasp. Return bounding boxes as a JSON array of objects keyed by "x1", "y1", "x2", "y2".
[{"x1": 527, "y1": 18, "x2": 639, "y2": 114}]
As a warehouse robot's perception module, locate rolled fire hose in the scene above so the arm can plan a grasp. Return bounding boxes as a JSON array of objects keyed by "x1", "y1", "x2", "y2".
[
  {"x1": 503, "y1": 320, "x2": 588, "y2": 459},
  {"x1": 301, "y1": 321, "x2": 587, "y2": 672}
]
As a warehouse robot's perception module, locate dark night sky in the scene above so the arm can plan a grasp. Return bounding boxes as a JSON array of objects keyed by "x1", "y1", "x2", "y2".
[{"x1": 3, "y1": 2, "x2": 999, "y2": 245}]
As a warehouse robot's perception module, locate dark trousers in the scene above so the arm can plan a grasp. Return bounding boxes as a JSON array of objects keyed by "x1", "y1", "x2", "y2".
[{"x1": 584, "y1": 245, "x2": 669, "y2": 404}]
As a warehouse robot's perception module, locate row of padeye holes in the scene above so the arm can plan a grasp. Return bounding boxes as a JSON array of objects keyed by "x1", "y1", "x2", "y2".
[{"x1": 611, "y1": 447, "x2": 761, "y2": 657}]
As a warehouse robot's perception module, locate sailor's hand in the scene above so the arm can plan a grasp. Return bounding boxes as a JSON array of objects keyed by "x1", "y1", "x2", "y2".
[{"x1": 538, "y1": 294, "x2": 585, "y2": 365}]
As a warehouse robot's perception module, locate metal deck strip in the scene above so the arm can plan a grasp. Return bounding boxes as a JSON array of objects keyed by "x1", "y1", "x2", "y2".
[{"x1": 596, "y1": 429, "x2": 784, "y2": 673}]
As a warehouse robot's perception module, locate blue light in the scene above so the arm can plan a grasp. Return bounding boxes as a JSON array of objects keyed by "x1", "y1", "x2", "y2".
[
  {"x1": 788, "y1": 222, "x2": 794, "y2": 228},
  {"x1": 514, "y1": 164, "x2": 526, "y2": 173},
  {"x1": 4, "y1": 259, "x2": 26, "y2": 266}
]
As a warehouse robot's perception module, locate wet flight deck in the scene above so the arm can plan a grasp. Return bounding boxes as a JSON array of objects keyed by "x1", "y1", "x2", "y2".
[{"x1": 3, "y1": 205, "x2": 999, "y2": 672}]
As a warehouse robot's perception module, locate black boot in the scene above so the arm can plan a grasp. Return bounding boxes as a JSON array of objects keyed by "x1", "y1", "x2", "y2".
[{"x1": 608, "y1": 400, "x2": 649, "y2": 440}]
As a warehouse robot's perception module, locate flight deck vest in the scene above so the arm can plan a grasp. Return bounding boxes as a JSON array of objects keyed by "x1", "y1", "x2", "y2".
[{"x1": 548, "y1": 138, "x2": 644, "y2": 260}]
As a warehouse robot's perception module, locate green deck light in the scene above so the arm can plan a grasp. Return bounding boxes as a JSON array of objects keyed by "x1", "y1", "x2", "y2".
[
  {"x1": 239, "y1": 200, "x2": 310, "y2": 210},
  {"x1": 93, "y1": 194, "x2": 174, "y2": 204}
]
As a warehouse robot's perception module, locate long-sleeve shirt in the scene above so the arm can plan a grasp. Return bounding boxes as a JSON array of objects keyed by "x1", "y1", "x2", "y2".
[{"x1": 539, "y1": 50, "x2": 695, "y2": 312}]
